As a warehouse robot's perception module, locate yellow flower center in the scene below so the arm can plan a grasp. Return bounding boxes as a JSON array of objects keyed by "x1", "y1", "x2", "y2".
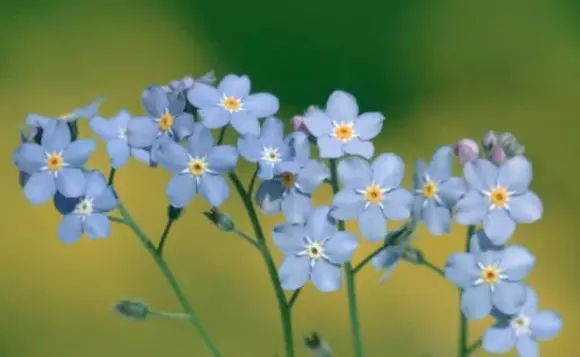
[
  {"x1": 46, "y1": 153, "x2": 64, "y2": 171},
  {"x1": 188, "y1": 159, "x2": 206, "y2": 176},
  {"x1": 481, "y1": 266, "x2": 499, "y2": 285},
  {"x1": 364, "y1": 184, "x2": 383, "y2": 203},
  {"x1": 222, "y1": 96, "x2": 241, "y2": 112},
  {"x1": 158, "y1": 110, "x2": 174, "y2": 131},
  {"x1": 334, "y1": 124, "x2": 354, "y2": 141},
  {"x1": 423, "y1": 181, "x2": 437, "y2": 199},
  {"x1": 280, "y1": 171, "x2": 296, "y2": 189},
  {"x1": 490, "y1": 187, "x2": 509, "y2": 207}
]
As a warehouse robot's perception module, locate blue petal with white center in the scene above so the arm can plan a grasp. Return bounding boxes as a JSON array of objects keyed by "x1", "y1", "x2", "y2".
[
  {"x1": 302, "y1": 90, "x2": 384, "y2": 159},
  {"x1": 330, "y1": 154, "x2": 412, "y2": 241},
  {"x1": 272, "y1": 206, "x2": 359, "y2": 292},
  {"x1": 455, "y1": 157, "x2": 543, "y2": 245}
]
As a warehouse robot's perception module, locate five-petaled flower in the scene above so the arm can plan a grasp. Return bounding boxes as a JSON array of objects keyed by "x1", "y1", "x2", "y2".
[
  {"x1": 331, "y1": 154, "x2": 413, "y2": 241},
  {"x1": 237, "y1": 117, "x2": 290, "y2": 180},
  {"x1": 302, "y1": 90, "x2": 384, "y2": 159},
  {"x1": 482, "y1": 286, "x2": 562, "y2": 357},
  {"x1": 54, "y1": 170, "x2": 117, "y2": 244},
  {"x1": 455, "y1": 157, "x2": 543, "y2": 245},
  {"x1": 187, "y1": 74, "x2": 279, "y2": 136},
  {"x1": 155, "y1": 123, "x2": 238, "y2": 208},
  {"x1": 13, "y1": 122, "x2": 96, "y2": 204},
  {"x1": 445, "y1": 244, "x2": 535, "y2": 320},
  {"x1": 273, "y1": 206, "x2": 359, "y2": 292},
  {"x1": 413, "y1": 146, "x2": 466, "y2": 235}
]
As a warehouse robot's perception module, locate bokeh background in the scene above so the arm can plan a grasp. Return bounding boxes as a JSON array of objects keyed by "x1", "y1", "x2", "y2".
[{"x1": 1, "y1": 0, "x2": 578, "y2": 356}]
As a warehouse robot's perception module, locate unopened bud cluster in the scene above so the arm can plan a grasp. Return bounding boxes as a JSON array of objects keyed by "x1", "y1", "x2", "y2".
[{"x1": 454, "y1": 130, "x2": 525, "y2": 166}]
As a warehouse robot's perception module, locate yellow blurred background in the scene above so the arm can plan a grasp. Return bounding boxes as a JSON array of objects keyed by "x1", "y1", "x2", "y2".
[{"x1": 1, "y1": 0, "x2": 578, "y2": 356}]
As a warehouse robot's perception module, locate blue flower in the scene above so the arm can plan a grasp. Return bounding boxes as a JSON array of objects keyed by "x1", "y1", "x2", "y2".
[
  {"x1": 330, "y1": 154, "x2": 413, "y2": 241},
  {"x1": 255, "y1": 132, "x2": 329, "y2": 223},
  {"x1": 186, "y1": 74, "x2": 279, "y2": 136},
  {"x1": 445, "y1": 244, "x2": 535, "y2": 320},
  {"x1": 371, "y1": 219, "x2": 417, "y2": 282},
  {"x1": 272, "y1": 206, "x2": 359, "y2": 292},
  {"x1": 90, "y1": 110, "x2": 157, "y2": 168},
  {"x1": 26, "y1": 95, "x2": 104, "y2": 124},
  {"x1": 54, "y1": 170, "x2": 117, "y2": 244},
  {"x1": 127, "y1": 86, "x2": 195, "y2": 152},
  {"x1": 455, "y1": 157, "x2": 543, "y2": 245},
  {"x1": 483, "y1": 287, "x2": 562, "y2": 357},
  {"x1": 13, "y1": 123, "x2": 96, "y2": 204},
  {"x1": 155, "y1": 123, "x2": 238, "y2": 208},
  {"x1": 302, "y1": 90, "x2": 384, "y2": 159},
  {"x1": 237, "y1": 117, "x2": 290, "y2": 180},
  {"x1": 413, "y1": 146, "x2": 466, "y2": 235}
]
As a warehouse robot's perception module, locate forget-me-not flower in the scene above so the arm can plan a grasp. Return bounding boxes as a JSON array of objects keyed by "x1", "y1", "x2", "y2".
[
  {"x1": 302, "y1": 90, "x2": 384, "y2": 159},
  {"x1": 255, "y1": 132, "x2": 329, "y2": 223},
  {"x1": 331, "y1": 154, "x2": 413, "y2": 241},
  {"x1": 54, "y1": 170, "x2": 117, "y2": 244},
  {"x1": 455, "y1": 157, "x2": 543, "y2": 245},
  {"x1": 14, "y1": 123, "x2": 95, "y2": 204},
  {"x1": 482, "y1": 287, "x2": 563, "y2": 356},
  {"x1": 155, "y1": 123, "x2": 238, "y2": 208},
  {"x1": 273, "y1": 206, "x2": 359, "y2": 292},
  {"x1": 237, "y1": 116, "x2": 290, "y2": 180},
  {"x1": 161, "y1": 71, "x2": 216, "y2": 94},
  {"x1": 445, "y1": 244, "x2": 535, "y2": 319},
  {"x1": 26, "y1": 95, "x2": 104, "y2": 126},
  {"x1": 186, "y1": 73, "x2": 279, "y2": 136},
  {"x1": 127, "y1": 86, "x2": 195, "y2": 152},
  {"x1": 90, "y1": 110, "x2": 157, "y2": 168},
  {"x1": 413, "y1": 146, "x2": 466, "y2": 235}
]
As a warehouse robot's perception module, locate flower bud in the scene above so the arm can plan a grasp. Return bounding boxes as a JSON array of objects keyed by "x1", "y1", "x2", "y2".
[
  {"x1": 401, "y1": 246, "x2": 424, "y2": 265},
  {"x1": 497, "y1": 132, "x2": 525, "y2": 157},
  {"x1": 113, "y1": 299, "x2": 150, "y2": 321},
  {"x1": 203, "y1": 207, "x2": 235, "y2": 232},
  {"x1": 453, "y1": 138, "x2": 480, "y2": 165},
  {"x1": 167, "y1": 205, "x2": 184, "y2": 221},
  {"x1": 482, "y1": 130, "x2": 498, "y2": 151},
  {"x1": 291, "y1": 115, "x2": 308, "y2": 133},
  {"x1": 304, "y1": 332, "x2": 332, "y2": 357},
  {"x1": 488, "y1": 144, "x2": 507, "y2": 165}
]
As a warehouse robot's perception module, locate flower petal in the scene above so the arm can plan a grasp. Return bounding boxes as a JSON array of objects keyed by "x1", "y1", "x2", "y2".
[
  {"x1": 492, "y1": 281, "x2": 527, "y2": 315},
  {"x1": 455, "y1": 190, "x2": 489, "y2": 225},
  {"x1": 187, "y1": 83, "x2": 220, "y2": 108},
  {"x1": 89, "y1": 116, "x2": 117, "y2": 140},
  {"x1": 325, "y1": 90, "x2": 358, "y2": 122},
  {"x1": 141, "y1": 86, "x2": 170, "y2": 117},
  {"x1": 311, "y1": 261, "x2": 341, "y2": 292},
  {"x1": 63, "y1": 139, "x2": 96, "y2": 167},
  {"x1": 255, "y1": 180, "x2": 284, "y2": 214},
  {"x1": 285, "y1": 131, "x2": 310, "y2": 164},
  {"x1": 166, "y1": 174, "x2": 197, "y2": 208},
  {"x1": 509, "y1": 191, "x2": 543, "y2": 223},
  {"x1": 296, "y1": 159, "x2": 329, "y2": 194},
  {"x1": 371, "y1": 153, "x2": 405, "y2": 189},
  {"x1": 56, "y1": 168, "x2": 86, "y2": 198},
  {"x1": 303, "y1": 109, "x2": 332, "y2": 138},
  {"x1": 84, "y1": 170, "x2": 106, "y2": 197},
  {"x1": 413, "y1": 159, "x2": 427, "y2": 189},
  {"x1": 245, "y1": 93, "x2": 279, "y2": 118},
  {"x1": 325, "y1": 231, "x2": 358, "y2": 263},
  {"x1": 515, "y1": 336, "x2": 538, "y2": 357},
  {"x1": 372, "y1": 246, "x2": 403, "y2": 282},
  {"x1": 331, "y1": 190, "x2": 365, "y2": 220},
  {"x1": 304, "y1": 206, "x2": 335, "y2": 240},
  {"x1": 231, "y1": 111, "x2": 260, "y2": 136},
  {"x1": 272, "y1": 224, "x2": 306, "y2": 255},
  {"x1": 469, "y1": 229, "x2": 503, "y2": 254},
  {"x1": 343, "y1": 138, "x2": 374, "y2": 159},
  {"x1": 462, "y1": 284, "x2": 492, "y2": 320},
  {"x1": 483, "y1": 209, "x2": 516, "y2": 245},
  {"x1": 186, "y1": 123, "x2": 214, "y2": 157},
  {"x1": 445, "y1": 253, "x2": 480, "y2": 288},
  {"x1": 172, "y1": 113, "x2": 195, "y2": 140},
  {"x1": 354, "y1": 112, "x2": 384, "y2": 140},
  {"x1": 41, "y1": 122, "x2": 71, "y2": 153},
  {"x1": 422, "y1": 199, "x2": 452, "y2": 235},
  {"x1": 281, "y1": 191, "x2": 312, "y2": 224},
  {"x1": 317, "y1": 136, "x2": 344, "y2": 158},
  {"x1": 106, "y1": 139, "x2": 131, "y2": 169},
  {"x1": 381, "y1": 188, "x2": 413, "y2": 220},
  {"x1": 237, "y1": 134, "x2": 262, "y2": 163},
  {"x1": 15, "y1": 143, "x2": 44, "y2": 173},
  {"x1": 207, "y1": 145, "x2": 238, "y2": 173},
  {"x1": 531, "y1": 310, "x2": 563, "y2": 341},
  {"x1": 438, "y1": 177, "x2": 466, "y2": 206},
  {"x1": 199, "y1": 106, "x2": 231, "y2": 129},
  {"x1": 482, "y1": 325, "x2": 516, "y2": 354},
  {"x1": 358, "y1": 205, "x2": 386, "y2": 241},
  {"x1": 279, "y1": 256, "x2": 310, "y2": 291},
  {"x1": 464, "y1": 159, "x2": 497, "y2": 191},
  {"x1": 156, "y1": 141, "x2": 189, "y2": 173},
  {"x1": 338, "y1": 157, "x2": 372, "y2": 190},
  {"x1": 498, "y1": 156, "x2": 532, "y2": 194},
  {"x1": 127, "y1": 117, "x2": 159, "y2": 148},
  {"x1": 260, "y1": 116, "x2": 283, "y2": 145},
  {"x1": 519, "y1": 286, "x2": 539, "y2": 316},
  {"x1": 84, "y1": 213, "x2": 110, "y2": 239},
  {"x1": 427, "y1": 146, "x2": 453, "y2": 181},
  {"x1": 57, "y1": 214, "x2": 83, "y2": 244},
  {"x1": 24, "y1": 171, "x2": 56, "y2": 204},
  {"x1": 93, "y1": 187, "x2": 117, "y2": 212},
  {"x1": 199, "y1": 174, "x2": 229, "y2": 207},
  {"x1": 498, "y1": 245, "x2": 535, "y2": 281},
  {"x1": 218, "y1": 74, "x2": 251, "y2": 97}
]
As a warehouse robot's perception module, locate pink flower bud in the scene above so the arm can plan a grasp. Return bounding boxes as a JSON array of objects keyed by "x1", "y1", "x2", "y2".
[
  {"x1": 488, "y1": 144, "x2": 506, "y2": 165},
  {"x1": 453, "y1": 138, "x2": 480, "y2": 165},
  {"x1": 291, "y1": 115, "x2": 309, "y2": 133}
]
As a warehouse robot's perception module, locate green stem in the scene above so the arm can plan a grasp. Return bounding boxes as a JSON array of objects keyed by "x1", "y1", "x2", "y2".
[
  {"x1": 115, "y1": 200, "x2": 222, "y2": 357},
  {"x1": 465, "y1": 337, "x2": 482, "y2": 356},
  {"x1": 459, "y1": 225, "x2": 476, "y2": 357},
  {"x1": 228, "y1": 172, "x2": 295, "y2": 357},
  {"x1": 328, "y1": 159, "x2": 364, "y2": 357},
  {"x1": 156, "y1": 218, "x2": 175, "y2": 255},
  {"x1": 422, "y1": 258, "x2": 445, "y2": 277},
  {"x1": 107, "y1": 168, "x2": 116, "y2": 185},
  {"x1": 288, "y1": 289, "x2": 302, "y2": 309}
]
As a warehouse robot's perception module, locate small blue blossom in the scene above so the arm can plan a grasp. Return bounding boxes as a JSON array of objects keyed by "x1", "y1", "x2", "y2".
[
  {"x1": 445, "y1": 244, "x2": 535, "y2": 320},
  {"x1": 26, "y1": 95, "x2": 104, "y2": 125},
  {"x1": 161, "y1": 71, "x2": 216, "y2": 94},
  {"x1": 90, "y1": 110, "x2": 157, "y2": 168},
  {"x1": 483, "y1": 287, "x2": 563, "y2": 357},
  {"x1": 330, "y1": 154, "x2": 413, "y2": 241},
  {"x1": 54, "y1": 170, "x2": 117, "y2": 244},
  {"x1": 413, "y1": 146, "x2": 466, "y2": 235},
  {"x1": 255, "y1": 132, "x2": 329, "y2": 223},
  {"x1": 155, "y1": 123, "x2": 238, "y2": 208},
  {"x1": 186, "y1": 73, "x2": 279, "y2": 136},
  {"x1": 455, "y1": 157, "x2": 543, "y2": 245},
  {"x1": 272, "y1": 206, "x2": 359, "y2": 292},
  {"x1": 302, "y1": 90, "x2": 384, "y2": 159},
  {"x1": 13, "y1": 123, "x2": 96, "y2": 204},
  {"x1": 14, "y1": 124, "x2": 37, "y2": 188},
  {"x1": 237, "y1": 117, "x2": 290, "y2": 180},
  {"x1": 127, "y1": 86, "x2": 195, "y2": 153}
]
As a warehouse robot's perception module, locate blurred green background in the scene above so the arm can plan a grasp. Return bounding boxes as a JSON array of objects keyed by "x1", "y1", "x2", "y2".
[{"x1": 1, "y1": 0, "x2": 578, "y2": 356}]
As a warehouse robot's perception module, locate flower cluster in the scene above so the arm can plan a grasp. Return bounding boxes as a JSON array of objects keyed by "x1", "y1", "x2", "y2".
[{"x1": 11, "y1": 71, "x2": 562, "y2": 357}]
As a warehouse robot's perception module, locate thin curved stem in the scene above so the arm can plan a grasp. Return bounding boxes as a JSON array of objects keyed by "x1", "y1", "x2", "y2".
[
  {"x1": 228, "y1": 172, "x2": 295, "y2": 357},
  {"x1": 156, "y1": 218, "x2": 175, "y2": 255},
  {"x1": 115, "y1": 200, "x2": 222, "y2": 357},
  {"x1": 233, "y1": 229, "x2": 262, "y2": 251},
  {"x1": 248, "y1": 166, "x2": 259, "y2": 197},
  {"x1": 422, "y1": 258, "x2": 445, "y2": 277},
  {"x1": 217, "y1": 127, "x2": 227, "y2": 145},
  {"x1": 108, "y1": 168, "x2": 116, "y2": 185},
  {"x1": 288, "y1": 289, "x2": 302, "y2": 309},
  {"x1": 465, "y1": 337, "x2": 482, "y2": 356}
]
